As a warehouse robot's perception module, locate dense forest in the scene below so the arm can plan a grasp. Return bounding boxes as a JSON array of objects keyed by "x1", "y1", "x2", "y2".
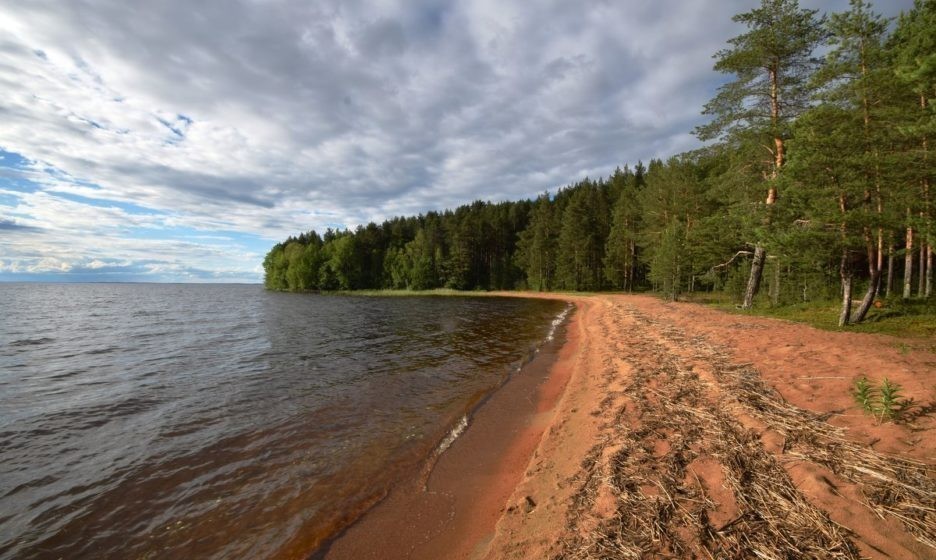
[{"x1": 264, "y1": 0, "x2": 934, "y2": 326}]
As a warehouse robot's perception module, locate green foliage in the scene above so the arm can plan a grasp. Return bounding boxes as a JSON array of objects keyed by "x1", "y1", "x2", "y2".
[
  {"x1": 647, "y1": 220, "x2": 685, "y2": 300},
  {"x1": 851, "y1": 376, "x2": 913, "y2": 422},
  {"x1": 603, "y1": 167, "x2": 641, "y2": 290},
  {"x1": 516, "y1": 194, "x2": 559, "y2": 291},
  {"x1": 852, "y1": 376, "x2": 875, "y2": 413},
  {"x1": 696, "y1": 0, "x2": 826, "y2": 145},
  {"x1": 877, "y1": 377, "x2": 905, "y2": 421}
]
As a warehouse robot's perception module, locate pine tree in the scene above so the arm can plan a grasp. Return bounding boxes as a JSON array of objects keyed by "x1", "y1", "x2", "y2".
[
  {"x1": 892, "y1": 0, "x2": 936, "y2": 298},
  {"x1": 818, "y1": 0, "x2": 896, "y2": 322},
  {"x1": 604, "y1": 171, "x2": 641, "y2": 290},
  {"x1": 785, "y1": 104, "x2": 868, "y2": 325},
  {"x1": 516, "y1": 194, "x2": 559, "y2": 291},
  {"x1": 697, "y1": 0, "x2": 826, "y2": 309},
  {"x1": 648, "y1": 219, "x2": 686, "y2": 300},
  {"x1": 557, "y1": 187, "x2": 591, "y2": 290},
  {"x1": 638, "y1": 157, "x2": 708, "y2": 298}
]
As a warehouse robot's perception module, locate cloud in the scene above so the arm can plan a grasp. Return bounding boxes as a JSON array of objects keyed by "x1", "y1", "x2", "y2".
[
  {"x1": 0, "y1": 0, "x2": 916, "y2": 281},
  {"x1": 0, "y1": 217, "x2": 41, "y2": 232}
]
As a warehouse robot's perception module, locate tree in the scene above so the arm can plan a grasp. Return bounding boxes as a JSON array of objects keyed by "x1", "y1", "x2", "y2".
[
  {"x1": 604, "y1": 167, "x2": 641, "y2": 290},
  {"x1": 785, "y1": 104, "x2": 870, "y2": 325},
  {"x1": 697, "y1": 0, "x2": 826, "y2": 309},
  {"x1": 403, "y1": 229, "x2": 438, "y2": 290},
  {"x1": 516, "y1": 194, "x2": 560, "y2": 291},
  {"x1": 638, "y1": 157, "x2": 709, "y2": 298},
  {"x1": 262, "y1": 243, "x2": 288, "y2": 290},
  {"x1": 892, "y1": 0, "x2": 936, "y2": 298},
  {"x1": 556, "y1": 181, "x2": 609, "y2": 291},
  {"x1": 648, "y1": 219, "x2": 686, "y2": 300},
  {"x1": 817, "y1": 0, "x2": 896, "y2": 322}
]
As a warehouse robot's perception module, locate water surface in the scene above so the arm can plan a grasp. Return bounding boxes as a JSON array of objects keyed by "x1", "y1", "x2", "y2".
[{"x1": 0, "y1": 283, "x2": 566, "y2": 559}]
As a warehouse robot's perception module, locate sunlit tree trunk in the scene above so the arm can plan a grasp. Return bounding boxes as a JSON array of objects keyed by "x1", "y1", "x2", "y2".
[
  {"x1": 886, "y1": 237, "x2": 895, "y2": 297},
  {"x1": 927, "y1": 246, "x2": 934, "y2": 297},
  {"x1": 839, "y1": 251, "x2": 853, "y2": 327},
  {"x1": 904, "y1": 219, "x2": 914, "y2": 299},
  {"x1": 742, "y1": 68, "x2": 783, "y2": 310},
  {"x1": 851, "y1": 232, "x2": 882, "y2": 323},
  {"x1": 920, "y1": 236, "x2": 927, "y2": 297}
]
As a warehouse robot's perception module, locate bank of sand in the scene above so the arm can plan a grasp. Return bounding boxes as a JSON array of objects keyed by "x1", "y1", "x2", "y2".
[{"x1": 323, "y1": 294, "x2": 935, "y2": 560}]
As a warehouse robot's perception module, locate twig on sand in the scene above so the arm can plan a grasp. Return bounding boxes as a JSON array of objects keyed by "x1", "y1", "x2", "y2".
[{"x1": 552, "y1": 305, "x2": 934, "y2": 559}]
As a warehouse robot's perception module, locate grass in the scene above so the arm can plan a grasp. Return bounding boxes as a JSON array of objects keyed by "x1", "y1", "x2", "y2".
[
  {"x1": 324, "y1": 288, "x2": 599, "y2": 298},
  {"x1": 327, "y1": 288, "x2": 474, "y2": 297},
  {"x1": 689, "y1": 293, "x2": 936, "y2": 341}
]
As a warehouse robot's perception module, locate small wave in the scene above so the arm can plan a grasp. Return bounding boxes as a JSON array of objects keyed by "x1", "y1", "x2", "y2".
[
  {"x1": 434, "y1": 414, "x2": 469, "y2": 457},
  {"x1": 10, "y1": 337, "x2": 55, "y2": 347},
  {"x1": 46, "y1": 369, "x2": 87, "y2": 381},
  {"x1": 546, "y1": 304, "x2": 573, "y2": 342},
  {"x1": 84, "y1": 346, "x2": 118, "y2": 356}
]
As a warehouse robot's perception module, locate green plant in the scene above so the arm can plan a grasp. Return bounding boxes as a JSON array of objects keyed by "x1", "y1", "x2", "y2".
[
  {"x1": 877, "y1": 377, "x2": 906, "y2": 422},
  {"x1": 852, "y1": 376, "x2": 875, "y2": 413},
  {"x1": 852, "y1": 376, "x2": 913, "y2": 423}
]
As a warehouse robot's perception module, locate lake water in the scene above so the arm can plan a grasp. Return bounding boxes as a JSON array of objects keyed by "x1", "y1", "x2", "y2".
[{"x1": 0, "y1": 283, "x2": 567, "y2": 559}]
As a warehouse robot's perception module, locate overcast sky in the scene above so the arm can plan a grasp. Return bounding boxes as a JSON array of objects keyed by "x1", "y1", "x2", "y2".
[{"x1": 0, "y1": 0, "x2": 915, "y2": 283}]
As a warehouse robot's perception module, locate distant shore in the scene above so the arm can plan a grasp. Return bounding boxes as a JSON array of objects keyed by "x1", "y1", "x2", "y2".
[{"x1": 320, "y1": 293, "x2": 934, "y2": 559}]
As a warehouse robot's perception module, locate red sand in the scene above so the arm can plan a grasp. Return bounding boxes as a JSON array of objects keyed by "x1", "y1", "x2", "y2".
[{"x1": 317, "y1": 294, "x2": 935, "y2": 559}]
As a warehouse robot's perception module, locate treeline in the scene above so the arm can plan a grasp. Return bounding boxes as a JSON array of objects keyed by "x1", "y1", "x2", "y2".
[
  {"x1": 262, "y1": 171, "x2": 638, "y2": 293},
  {"x1": 264, "y1": 0, "x2": 934, "y2": 326}
]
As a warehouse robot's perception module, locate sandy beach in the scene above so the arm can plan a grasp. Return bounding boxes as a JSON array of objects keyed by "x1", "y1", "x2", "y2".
[{"x1": 322, "y1": 293, "x2": 935, "y2": 559}]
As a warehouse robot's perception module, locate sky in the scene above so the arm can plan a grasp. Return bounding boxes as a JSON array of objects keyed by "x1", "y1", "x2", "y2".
[{"x1": 0, "y1": 0, "x2": 915, "y2": 283}]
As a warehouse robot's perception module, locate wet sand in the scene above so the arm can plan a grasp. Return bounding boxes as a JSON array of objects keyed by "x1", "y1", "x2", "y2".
[
  {"x1": 318, "y1": 294, "x2": 935, "y2": 559},
  {"x1": 318, "y1": 302, "x2": 581, "y2": 560}
]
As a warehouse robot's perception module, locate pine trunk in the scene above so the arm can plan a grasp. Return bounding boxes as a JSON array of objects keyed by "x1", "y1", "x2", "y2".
[
  {"x1": 771, "y1": 258, "x2": 780, "y2": 306},
  {"x1": 742, "y1": 245, "x2": 766, "y2": 309},
  {"x1": 742, "y1": 68, "x2": 783, "y2": 309},
  {"x1": 851, "y1": 231, "x2": 881, "y2": 323},
  {"x1": 927, "y1": 245, "x2": 933, "y2": 298},
  {"x1": 839, "y1": 251, "x2": 853, "y2": 328},
  {"x1": 903, "y1": 223, "x2": 914, "y2": 299},
  {"x1": 919, "y1": 239, "x2": 927, "y2": 297},
  {"x1": 851, "y1": 270, "x2": 881, "y2": 323},
  {"x1": 886, "y1": 238, "x2": 895, "y2": 297}
]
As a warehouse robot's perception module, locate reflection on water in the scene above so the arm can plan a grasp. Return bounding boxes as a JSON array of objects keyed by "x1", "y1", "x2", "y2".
[{"x1": 0, "y1": 284, "x2": 564, "y2": 559}]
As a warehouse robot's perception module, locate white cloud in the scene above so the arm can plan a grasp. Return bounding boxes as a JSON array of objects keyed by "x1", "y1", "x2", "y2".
[{"x1": 0, "y1": 0, "x2": 916, "y2": 280}]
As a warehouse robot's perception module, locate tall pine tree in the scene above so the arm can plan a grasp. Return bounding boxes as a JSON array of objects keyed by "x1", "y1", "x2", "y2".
[{"x1": 697, "y1": 0, "x2": 826, "y2": 309}]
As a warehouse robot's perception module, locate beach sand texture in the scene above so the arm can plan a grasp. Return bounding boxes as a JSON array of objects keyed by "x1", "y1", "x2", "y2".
[{"x1": 326, "y1": 294, "x2": 935, "y2": 560}]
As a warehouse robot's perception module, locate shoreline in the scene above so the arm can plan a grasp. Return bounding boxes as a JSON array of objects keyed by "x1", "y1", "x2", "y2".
[
  {"x1": 485, "y1": 294, "x2": 934, "y2": 559},
  {"x1": 308, "y1": 293, "x2": 933, "y2": 559},
  {"x1": 313, "y1": 297, "x2": 581, "y2": 559}
]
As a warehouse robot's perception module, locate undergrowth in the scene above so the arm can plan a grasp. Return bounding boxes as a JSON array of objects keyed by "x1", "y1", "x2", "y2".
[
  {"x1": 693, "y1": 293, "x2": 936, "y2": 340},
  {"x1": 851, "y1": 376, "x2": 914, "y2": 423}
]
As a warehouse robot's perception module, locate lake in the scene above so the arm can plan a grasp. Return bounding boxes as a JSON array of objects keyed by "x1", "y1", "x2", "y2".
[{"x1": 0, "y1": 284, "x2": 567, "y2": 559}]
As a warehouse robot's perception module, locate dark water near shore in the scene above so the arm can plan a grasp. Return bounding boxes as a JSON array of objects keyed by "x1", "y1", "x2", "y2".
[{"x1": 0, "y1": 283, "x2": 567, "y2": 560}]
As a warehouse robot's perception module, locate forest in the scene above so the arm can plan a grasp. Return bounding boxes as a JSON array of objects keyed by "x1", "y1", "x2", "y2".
[{"x1": 263, "y1": 0, "x2": 934, "y2": 327}]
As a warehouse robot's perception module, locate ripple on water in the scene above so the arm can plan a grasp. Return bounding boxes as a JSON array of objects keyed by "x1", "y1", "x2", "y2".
[{"x1": 0, "y1": 284, "x2": 567, "y2": 560}]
